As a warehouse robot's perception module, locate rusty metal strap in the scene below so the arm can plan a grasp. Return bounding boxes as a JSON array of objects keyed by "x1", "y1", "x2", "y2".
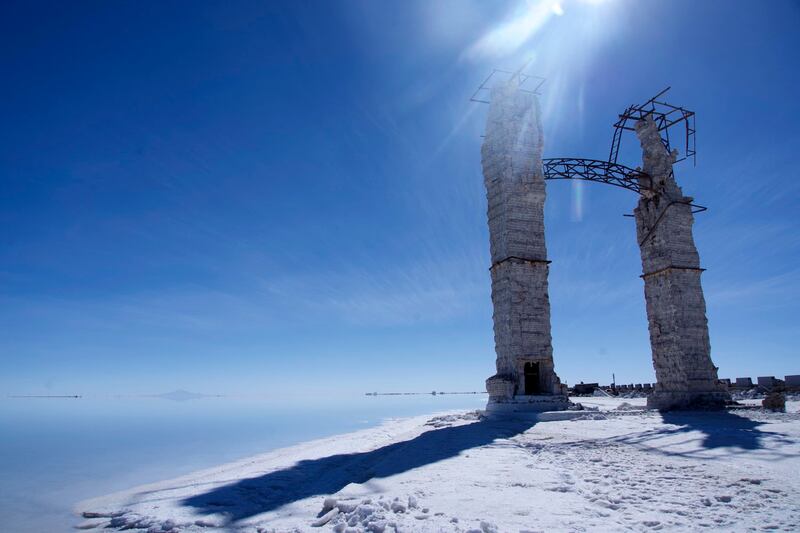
[
  {"x1": 637, "y1": 199, "x2": 698, "y2": 246},
  {"x1": 641, "y1": 265, "x2": 706, "y2": 279},
  {"x1": 490, "y1": 256, "x2": 551, "y2": 271}
]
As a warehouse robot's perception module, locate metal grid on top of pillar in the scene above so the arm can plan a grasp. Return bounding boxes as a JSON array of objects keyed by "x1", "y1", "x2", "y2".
[
  {"x1": 471, "y1": 71, "x2": 729, "y2": 411},
  {"x1": 469, "y1": 68, "x2": 546, "y2": 105}
]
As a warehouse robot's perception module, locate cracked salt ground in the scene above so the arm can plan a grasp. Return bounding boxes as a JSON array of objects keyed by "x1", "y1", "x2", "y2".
[{"x1": 78, "y1": 400, "x2": 800, "y2": 532}]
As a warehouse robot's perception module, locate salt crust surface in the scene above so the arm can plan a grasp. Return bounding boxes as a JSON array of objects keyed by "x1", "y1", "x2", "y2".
[{"x1": 78, "y1": 398, "x2": 800, "y2": 532}]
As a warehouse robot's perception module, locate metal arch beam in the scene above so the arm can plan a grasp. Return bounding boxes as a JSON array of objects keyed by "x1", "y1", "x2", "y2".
[
  {"x1": 542, "y1": 157, "x2": 708, "y2": 213},
  {"x1": 542, "y1": 158, "x2": 650, "y2": 195}
]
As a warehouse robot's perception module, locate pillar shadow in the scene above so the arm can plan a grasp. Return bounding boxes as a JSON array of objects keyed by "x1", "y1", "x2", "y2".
[
  {"x1": 606, "y1": 409, "x2": 798, "y2": 461},
  {"x1": 661, "y1": 410, "x2": 797, "y2": 459},
  {"x1": 181, "y1": 415, "x2": 535, "y2": 525},
  {"x1": 660, "y1": 409, "x2": 786, "y2": 452}
]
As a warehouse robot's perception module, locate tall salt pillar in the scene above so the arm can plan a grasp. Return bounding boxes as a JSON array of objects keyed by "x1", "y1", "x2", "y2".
[
  {"x1": 482, "y1": 79, "x2": 569, "y2": 413},
  {"x1": 634, "y1": 115, "x2": 729, "y2": 410}
]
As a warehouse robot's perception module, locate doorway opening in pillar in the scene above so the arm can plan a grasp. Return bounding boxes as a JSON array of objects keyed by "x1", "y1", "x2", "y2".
[{"x1": 524, "y1": 362, "x2": 541, "y2": 395}]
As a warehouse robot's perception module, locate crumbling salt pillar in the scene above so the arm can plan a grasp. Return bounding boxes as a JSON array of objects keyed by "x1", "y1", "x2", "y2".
[
  {"x1": 481, "y1": 79, "x2": 569, "y2": 413},
  {"x1": 634, "y1": 116, "x2": 729, "y2": 410}
]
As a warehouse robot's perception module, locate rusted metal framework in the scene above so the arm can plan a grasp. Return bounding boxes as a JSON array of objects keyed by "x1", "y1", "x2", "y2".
[
  {"x1": 542, "y1": 158, "x2": 648, "y2": 194},
  {"x1": 469, "y1": 68, "x2": 546, "y2": 104},
  {"x1": 540, "y1": 87, "x2": 701, "y2": 207},
  {"x1": 609, "y1": 86, "x2": 696, "y2": 166},
  {"x1": 540, "y1": 156, "x2": 706, "y2": 215},
  {"x1": 470, "y1": 74, "x2": 703, "y2": 206}
]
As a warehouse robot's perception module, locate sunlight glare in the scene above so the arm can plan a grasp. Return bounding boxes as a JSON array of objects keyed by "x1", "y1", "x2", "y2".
[
  {"x1": 570, "y1": 179, "x2": 585, "y2": 222},
  {"x1": 465, "y1": 1, "x2": 561, "y2": 60},
  {"x1": 464, "y1": 0, "x2": 615, "y2": 61}
]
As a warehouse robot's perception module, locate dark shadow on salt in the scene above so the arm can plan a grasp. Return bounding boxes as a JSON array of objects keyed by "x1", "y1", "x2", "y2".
[
  {"x1": 606, "y1": 409, "x2": 798, "y2": 461},
  {"x1": 181, "y1": 415, "x2": 535, "y2": 524},
  {"x1": 660, "y1": 409, "x2": 779, "y2": 452}
]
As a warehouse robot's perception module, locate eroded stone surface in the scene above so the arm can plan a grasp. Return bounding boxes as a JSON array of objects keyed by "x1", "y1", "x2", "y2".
[
  {"x1": 633, "y1": 116, "x2": 729, "y2": 410},
  {"x1": 481, "y1": 79, "x2": 567, "y2": 404}
]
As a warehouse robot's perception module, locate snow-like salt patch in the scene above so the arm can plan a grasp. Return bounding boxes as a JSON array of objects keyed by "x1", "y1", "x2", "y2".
[{"x1": 78, "y1": 403, "x2": 800, "y2": 532}]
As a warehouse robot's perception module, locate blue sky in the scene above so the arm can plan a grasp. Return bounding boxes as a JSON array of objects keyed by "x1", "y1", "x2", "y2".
[{"x1": 1, "y1": 0, "x2": 798, "y2": 396}]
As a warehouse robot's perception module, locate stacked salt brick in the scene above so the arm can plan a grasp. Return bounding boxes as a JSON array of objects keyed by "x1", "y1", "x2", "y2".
[
  {"x1": 481, "y1": 79, "x2": 567, "y2": 404},
  {"x1": 633, "y1": 116, "x2": 729, "y2": 410}
]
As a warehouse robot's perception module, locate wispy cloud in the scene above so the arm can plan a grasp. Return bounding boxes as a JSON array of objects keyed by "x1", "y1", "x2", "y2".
[
  {"x1": 706, "y1": 269, "x2": 800, "y2": 310},
  {"x1": 263, "y1": 253, "x2": 488, "y2": 327}
]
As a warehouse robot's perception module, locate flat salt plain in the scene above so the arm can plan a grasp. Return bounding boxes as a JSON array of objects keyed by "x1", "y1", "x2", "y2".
[{"x1": 78, "y1": 397, "x2": 800, "y2": 532}]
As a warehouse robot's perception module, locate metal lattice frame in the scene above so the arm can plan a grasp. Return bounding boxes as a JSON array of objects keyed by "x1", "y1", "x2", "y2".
[
  {"x1": 542, "y1": 158, "x2": 649, "y2": 194},
  {"x1": 609, "y1": 87, "x2": 696, "y2": 166},
  {"x1": 542, "y1": 157, "x2": 707, "y2": 214},
  {"x1": 470, "y1": 72, "x2": 705, "y2": 209},
  {"x1": 470, "y1": 69, "x2": 546, "y2": 104}
]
